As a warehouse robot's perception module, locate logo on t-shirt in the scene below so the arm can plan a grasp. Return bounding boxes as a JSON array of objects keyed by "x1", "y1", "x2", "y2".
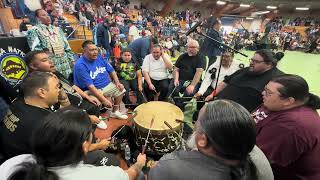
[
  {"x1": 3, "y1": 109, "x2": 20, "y2": 132},
  {"x1": 252, "y1": 108, "x2": 268, "y2": 124},
  {"x1": 119, "y1": 62, "x2": 136, "y2": 80},
  {"x1": 90, "y1": 66, "x2": 106, "y2": 79}
]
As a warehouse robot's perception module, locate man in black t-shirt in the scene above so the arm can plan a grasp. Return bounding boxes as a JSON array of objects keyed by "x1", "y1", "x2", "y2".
[
  {"x1": 0, "y1": 72, "x2": 58, "y2": 160},
  {"x1": 0, "y1": 72, "x2": 120, "y2": 166},
  {"x1": 205, "y1": 49, "x2": 284, "y2": 112},
  {"x1": 169, "y1": 39, "x2": 206, "y2": 110}
]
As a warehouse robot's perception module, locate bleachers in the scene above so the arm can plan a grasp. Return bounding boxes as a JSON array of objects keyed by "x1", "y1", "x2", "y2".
[
  {"x1": 68, "y1": 39, "x2": 85, "y2": 55},
  {"x1": 63, "y1": 13, "x2": 93, "y2": 40},
  {"x1": 0, "y1": 8, "x2": 23, "y2": 33}
]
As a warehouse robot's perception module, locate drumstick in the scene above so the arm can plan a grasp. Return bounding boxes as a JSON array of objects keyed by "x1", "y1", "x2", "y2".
[
  {"x1": 175, "y1": 119, "x2": 186, "y2": 123},
  {"x1": 108, "y1": 112, "x2": 138, "y2": 140},
  {"x1": 153, "y1": 89, "x2": 158, "y2": 94},
  {"x1": 142, "y1": 116, "x2": 155, "y2": 154},
  {"x1": 173, "y1": 96, "x2": 194, "y2": 99},
  {"x1": 140, "y1": 91, "x2": 148, "y2": 103},
  {"x1": 168, "y1": 85, "x2": 178, "y2": 99},
  {"x1": 126, "y1": 112, "x2": 138, "y2": 122},
  {"x1": 110, "y1": 125, "x2": 126, "y2": 140},
  {"x1": 123, "y1": 103, "x2": 138, "y2": 106},
  {"x1": 183, "y1": 100, "x2": 207, "y2": 104},
  {"x1": 164, "y1": 121, "x2": 187, "y2": 151}
]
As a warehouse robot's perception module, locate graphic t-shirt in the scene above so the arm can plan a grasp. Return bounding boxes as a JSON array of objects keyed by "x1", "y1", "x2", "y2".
[
  {"x1": 115, "y1": 59, "x2": 140, "y2": 81},
  {"x1": 74, "y1": 55, "x2": 115, "y2": 91}
]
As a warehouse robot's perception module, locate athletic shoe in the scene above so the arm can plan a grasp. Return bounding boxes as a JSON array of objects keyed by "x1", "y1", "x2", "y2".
[
  {"x1": 110, "y1": 110, "x2": 128, "y2": 119},
  {"x1": 96, "y1": 121, "x2": 107, "y2": 130}
]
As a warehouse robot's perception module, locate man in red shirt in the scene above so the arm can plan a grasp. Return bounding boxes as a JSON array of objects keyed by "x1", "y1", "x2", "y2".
[{"x1": 253, "y1": 74, "x2": 320, "y2": 180}]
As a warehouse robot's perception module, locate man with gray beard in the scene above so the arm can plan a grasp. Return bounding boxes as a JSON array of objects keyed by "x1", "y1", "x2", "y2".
[{"x1": 149, "y1": 100, "x2": 273, "y2": 180}]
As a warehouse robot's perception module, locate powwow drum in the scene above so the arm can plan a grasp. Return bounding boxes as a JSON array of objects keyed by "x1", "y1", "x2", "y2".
[{"x1": 133, "y1": 101, "x2": 184, "y2": 155}]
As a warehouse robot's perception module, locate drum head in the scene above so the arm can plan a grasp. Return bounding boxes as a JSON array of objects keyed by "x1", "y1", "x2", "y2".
[{"x1": 133, "y1": 101, "x2": 184, "y2": 131}]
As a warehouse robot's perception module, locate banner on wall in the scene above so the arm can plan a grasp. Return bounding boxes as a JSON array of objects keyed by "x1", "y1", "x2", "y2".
[{"x1": 0, "y1": 37, "x2": 30, "y2": 102}]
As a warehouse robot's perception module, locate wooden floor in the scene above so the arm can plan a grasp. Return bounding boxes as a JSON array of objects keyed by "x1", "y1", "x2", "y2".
[{"x1": 94, "y1": 113, "x2": 133, "y2": 169}]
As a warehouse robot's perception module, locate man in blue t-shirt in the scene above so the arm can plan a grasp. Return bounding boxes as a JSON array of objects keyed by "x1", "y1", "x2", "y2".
[{"x1": 74, "y1": 40, "x2": 127, "y2": 119}]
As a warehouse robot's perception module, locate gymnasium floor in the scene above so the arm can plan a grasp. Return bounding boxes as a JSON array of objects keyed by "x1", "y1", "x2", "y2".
[{"x1": 235, "y1": 50, "x2": 320, "y2": 96}]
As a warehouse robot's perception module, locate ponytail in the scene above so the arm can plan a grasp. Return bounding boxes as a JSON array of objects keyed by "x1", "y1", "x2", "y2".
[
  {"x1": 9, "y1": 162, "x2": 59, "y2": 180},
  {"x1": 230, "y1": 157, "x2": 257, "y2": 180},
  {"x1": 255, "y1": 49, "x2": 284, "y2": 67},
  {"x1": 274, "y1": 52, "x2": 284, "y2": 62},
  {"x1": 306, "y1": 93, "x2": 320, "y2": 110}
]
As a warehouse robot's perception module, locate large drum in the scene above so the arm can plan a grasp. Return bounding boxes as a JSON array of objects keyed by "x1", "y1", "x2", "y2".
[{"x1": 133, "y1": 101, "x2": 184, "y2": 155}]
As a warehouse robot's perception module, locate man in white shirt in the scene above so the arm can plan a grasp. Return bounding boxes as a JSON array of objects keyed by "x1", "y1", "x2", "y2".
[
  {"x1": 195, "y1": 51, "x2": 244, "y2": 98},
  {"x1": 142, "y1": 45, "x2": 173, "y2": 101},
  {"x1": 128, "y1": 20, "x2": 140, "y2": 43}
]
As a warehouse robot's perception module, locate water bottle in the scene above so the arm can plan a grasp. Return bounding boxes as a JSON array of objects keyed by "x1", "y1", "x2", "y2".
[{"x1": 124, "y1": 144, "x2": 131, "y2": 164}]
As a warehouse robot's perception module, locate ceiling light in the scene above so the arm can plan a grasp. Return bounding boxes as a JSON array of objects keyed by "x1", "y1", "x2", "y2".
[
  {"x1": 295, "y1": 7, "x2": 309, "y2": 11},
  {"x1": 240, "y1": 4, "x2": 250, "y2": 8},
  {"x1": 217, "y1": 1, "x2": 226, "y2": 5},
  {"x1": 267, "y1": 6, "x2": 277, "y2": 9},
  {"x1": 253, "y1": 11, "x2": 270, "y2": 15},
  {"x1": 246, "y1": 17, "x2": 254, "y2": 20}
]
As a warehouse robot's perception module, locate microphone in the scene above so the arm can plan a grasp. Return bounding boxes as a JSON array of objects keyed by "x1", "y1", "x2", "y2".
[{"x1": 185, "y1": 21, "x2": 202, "y2": 36}]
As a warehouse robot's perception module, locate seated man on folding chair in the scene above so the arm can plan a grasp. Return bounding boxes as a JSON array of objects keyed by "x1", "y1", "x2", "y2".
[
  {"x1": 74, "y1": 40, "x2": 127, "y2": 119},
  {"x1": 142, "y1": 45, "x2": 173, "y2": 102},
  {"x1": 168, "y1": 39, "x2": 206, "y2": 111}
]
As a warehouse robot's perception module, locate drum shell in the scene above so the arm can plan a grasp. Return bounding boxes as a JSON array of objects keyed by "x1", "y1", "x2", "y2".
[{"x1": 133, "y1": 120, "x2": 183, "y2": 155}]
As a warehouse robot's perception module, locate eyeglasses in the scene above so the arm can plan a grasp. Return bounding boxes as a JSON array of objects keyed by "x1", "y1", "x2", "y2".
[
  {"x1": 263, "y1": 86, "x2": 280, "y2": 97},
  {"x1": 250, "y1": 58, "x2": 265, "y2": 64}
]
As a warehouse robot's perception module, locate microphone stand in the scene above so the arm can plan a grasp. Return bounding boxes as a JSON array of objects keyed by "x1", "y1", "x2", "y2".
[
  {"x1": 195, "y1": 31, "x2": 248, "y2": 58},
  {"x1": 192, "y1": 30, "x2": 248, "y2": 99}
]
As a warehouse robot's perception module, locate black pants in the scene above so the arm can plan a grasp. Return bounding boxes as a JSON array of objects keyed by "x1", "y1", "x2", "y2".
[
  {"x1": 168, "y1": 80, "x2": 200, "y2": 111},
  {"x1": 193, "y1": 87, "x2": 214, "y2": 122},
  {"x1": 120, "y1": 79, "x2": 143, "y2": 104},
  {"x1": 68, "y1": 94, "x2": 100, "y2": 117},
  {"x1": 197, "y1": 86, "x2": 214, "y2": 111},
  {"x1": 144, "y1": 78, "x2": 170, "y2": 101}
]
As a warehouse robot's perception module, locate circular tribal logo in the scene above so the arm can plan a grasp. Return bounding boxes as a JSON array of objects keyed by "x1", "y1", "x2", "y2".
[{"x1": 0, "y1": 53, "x2": 28, "y2": 85}]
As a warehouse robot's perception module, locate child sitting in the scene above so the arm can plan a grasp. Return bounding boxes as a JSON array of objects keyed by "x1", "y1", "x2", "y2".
[{"x1": 115, "y1": 49, "x2": 144, "y2": 107}]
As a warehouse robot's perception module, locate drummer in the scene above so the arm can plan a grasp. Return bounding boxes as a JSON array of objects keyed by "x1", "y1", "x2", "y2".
[
  {"x1": 194, "y1": 50, "x2": 243, "y2": 99},
  {"x1": 168, "y1": 39, "x2": 206, "y2": 111},
  {"x1": 148, "y1": 100, "x2": 273, "y2": 180},
  {"x1": 142, "y1": 45, "x2": 173, "y2": 101}
]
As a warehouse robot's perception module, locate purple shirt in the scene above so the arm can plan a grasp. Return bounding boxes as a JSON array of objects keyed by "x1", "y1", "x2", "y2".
[{"x1": 253, "y1": 106, "x2": 320, "y2": 180}]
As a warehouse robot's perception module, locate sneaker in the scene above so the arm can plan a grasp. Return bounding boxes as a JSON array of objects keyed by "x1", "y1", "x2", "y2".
[
  {"x1": 110, "y1": 110, "x2": 128, "y2": 120},
  {"x1": 97, "y1": 121, "x2": 107, "y2": 130}
]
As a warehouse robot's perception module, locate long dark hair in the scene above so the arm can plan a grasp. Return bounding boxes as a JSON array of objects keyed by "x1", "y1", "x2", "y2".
[
  {"x1": 198, "y1": 100, "x2": 257, "y2": 180},
  {"x1": 272, "y1": 74, "x2": 320, "y2": 110},
  {"x1": 9, "y1": 107, "x2": 92, "y2": 180}
]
